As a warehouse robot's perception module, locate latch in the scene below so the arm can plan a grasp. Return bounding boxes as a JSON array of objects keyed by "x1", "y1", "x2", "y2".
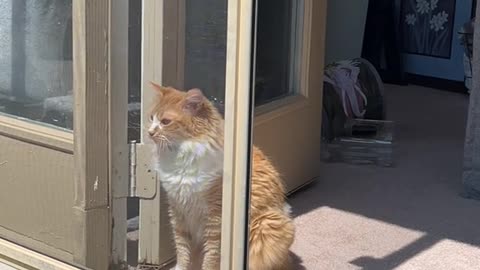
[{"x1": 128, "y1": 140, "x2": 158, "y2": 199}]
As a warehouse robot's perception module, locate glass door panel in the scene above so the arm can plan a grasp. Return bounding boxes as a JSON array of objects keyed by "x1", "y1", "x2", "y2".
[
  {"x1": 0, "y1": 0, "x2": 73, "y2": 130},
  {"x1": 127, "y1": 0, "x2": 325, "y2": 268},
  {"x1": 183, "y1": 0, "x2": 227, "y2": 109},
  {"x1": 252, "y1": 0, "x2": 324, "y2": 193},
  {"x1": 126, "y1": 0, "x2": 253, "y2": 269},
  {"x1": 254, "y1": 0, "x2": 303, "y2": 105},
  {"x1": 0, "y1": 2, "x2": 75, "y2": 261},
  {"x1": 0, "y1": 1, "x2": 113, "y2": 269},
  {"x1": 0, "y1": 0, "x2": 99, "y2": 269}
]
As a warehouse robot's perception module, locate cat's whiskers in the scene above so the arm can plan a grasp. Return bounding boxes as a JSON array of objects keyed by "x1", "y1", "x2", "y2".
[
  {"x1": 161, "y1": 136, "x2": 175, "y2": 151},
  {"x1": 159, "y1": 137, "x2": 167, "y2": 151},
  {"x1": 157, "y1": 135, "x2": 174, "y2": 151}
]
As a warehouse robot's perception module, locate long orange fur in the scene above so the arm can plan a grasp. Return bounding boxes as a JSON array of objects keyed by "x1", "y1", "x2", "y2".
[{"x1": 148, "y1": 83, "x2": 294, "y2": 270}]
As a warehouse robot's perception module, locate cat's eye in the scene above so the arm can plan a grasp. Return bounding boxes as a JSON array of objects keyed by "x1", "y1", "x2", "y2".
[
  {"x1": 161, "y1": 118, "x2": 172, "y2": 126},
  {"x1": 149, "y1": 115, "x2": 154, "y2": 122}
]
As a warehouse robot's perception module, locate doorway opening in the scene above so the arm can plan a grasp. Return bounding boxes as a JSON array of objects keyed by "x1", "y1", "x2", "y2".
[{"x1": 287, "y1": 1, "x2": 480, "y2": 269}]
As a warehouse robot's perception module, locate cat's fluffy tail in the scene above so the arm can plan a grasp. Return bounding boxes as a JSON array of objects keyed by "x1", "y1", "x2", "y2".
[{"x1": 248, "y1": 208, "x2": 295, "y2": 270}]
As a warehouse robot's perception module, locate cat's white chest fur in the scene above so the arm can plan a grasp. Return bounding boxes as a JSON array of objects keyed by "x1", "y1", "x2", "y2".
[{"x1": 153, "y1": 140, "x2": 223, "y2": 242}]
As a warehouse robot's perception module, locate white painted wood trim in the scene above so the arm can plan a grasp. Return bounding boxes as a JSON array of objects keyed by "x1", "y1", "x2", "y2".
[
  {"x1": 0, "y1": 238, "x2": 82, "y2": 270},
  {"x1": 138, "y1": 0, "x2": 176, "y2": 266},
  {"x1": 299, "y1": 0, "x2": 313, "y2": 97},
  {"x1": 0, "y1": 114, "x2": 73, "y2": 153},
  {"x1": 220, "y1": 0, "x2": 254, "y2": 268},
  {"x1": 72, "y1": 0, "x2": 111, "y2": 268},
  {"x1": 109, "y1": 0, "x2": 129, "y2": 267}
]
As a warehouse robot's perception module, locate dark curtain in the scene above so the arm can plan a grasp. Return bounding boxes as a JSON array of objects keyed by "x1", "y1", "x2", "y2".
[
  {"x1": 361, "y1": 0, "x2": 406, "y2": 85},
  {"x1": 463, "y1": 3, "x2": 480, "y2": 200},
  {"x1": 473, "y1": 0, "x2": 477, "y2": 18}
]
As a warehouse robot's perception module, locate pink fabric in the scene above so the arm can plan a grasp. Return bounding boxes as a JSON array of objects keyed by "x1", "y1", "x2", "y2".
[{"x1": 324, "y1": 61, "x2": 367, "y2": 119}]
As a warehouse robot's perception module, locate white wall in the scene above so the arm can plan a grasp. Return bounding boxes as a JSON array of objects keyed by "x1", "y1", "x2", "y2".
[{"x1": 324, "y1": 0, "x2": 369, "y2": 65}]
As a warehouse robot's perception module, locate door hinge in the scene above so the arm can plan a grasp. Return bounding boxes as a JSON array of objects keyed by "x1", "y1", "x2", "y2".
[
  {"x1": 129, "y1": 140, "x2": 138, "y2": 197},
  {"x1": 128, "y1": 140, "x2": 157, "y2": 199}
]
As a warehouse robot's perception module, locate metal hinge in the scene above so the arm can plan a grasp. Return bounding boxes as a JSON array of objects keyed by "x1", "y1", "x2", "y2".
[
  {"x1": 128, "y1": 140, "x2": 157, "y2": 199},
  {"x1": 129, "y1": 140, "x2": 138, "y2": 197}
]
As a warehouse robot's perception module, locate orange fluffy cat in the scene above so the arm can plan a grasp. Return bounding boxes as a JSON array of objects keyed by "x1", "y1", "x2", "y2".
[{"x1": 148, "y1": 83, "x2": 294, "y2": 270}]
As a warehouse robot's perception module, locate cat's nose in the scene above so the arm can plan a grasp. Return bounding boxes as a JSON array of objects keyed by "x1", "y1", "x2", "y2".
[{"x1": 147, "y1": 129, "x2": 155, "y2": 137}]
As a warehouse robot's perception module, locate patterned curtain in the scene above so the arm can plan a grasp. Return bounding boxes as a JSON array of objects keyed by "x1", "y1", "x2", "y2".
[{"x1": 463, "y1": 3, "x2": 480, "y2": 200}]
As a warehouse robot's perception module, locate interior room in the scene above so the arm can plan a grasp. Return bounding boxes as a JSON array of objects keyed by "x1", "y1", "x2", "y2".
[
  {"x1": 288, "y1": 0, "x2": 480, "y2": 269},
  {"x1": 0, "y1": 0, "x2": 479, "y2": 269},
  {"x1": 123, "y1": 0, "x2": 480, "y2": 268}
]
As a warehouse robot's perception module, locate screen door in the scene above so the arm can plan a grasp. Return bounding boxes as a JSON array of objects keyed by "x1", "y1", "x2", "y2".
[
  {"x1": 119, "y1": 0, "x2": 326, "y2": 268},
  {"x1": 120, "y1": 0, "x2": 254, "y2": 269},
  {"x1": 0, "y1": 1, "x2": 114, "y2": 269}
]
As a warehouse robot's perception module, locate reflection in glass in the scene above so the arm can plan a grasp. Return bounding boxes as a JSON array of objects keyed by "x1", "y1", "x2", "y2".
[
  {"x1": 254, "y1": 0, "x2": 303, "y2": 106},
  {"x1": 127, "y1": 0, "x2": 142, "y2": 142},
  {"x1": 184, "y1": 0, "x2": 227, "y2": 110},
  {"x1": 126, "y1": 1, "x2": 228, "y2": 268},
  {"x1": 127, "y1": 0, "x2": 227, "y2": 144},
  {"x1": 126, "y1": 1, "x2": 142, "y2": 267},
  {"x1": 0, "y1": 0, "x2": 73, "y2": 130}
]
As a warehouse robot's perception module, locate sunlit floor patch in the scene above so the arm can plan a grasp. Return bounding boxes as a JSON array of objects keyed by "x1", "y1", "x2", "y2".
[
  {"x1": 395, "y1": 239, "x2": 480, "y2": 270},
  {"x1": 291, "y1": 206, "x2": 426, "y2": 270}
]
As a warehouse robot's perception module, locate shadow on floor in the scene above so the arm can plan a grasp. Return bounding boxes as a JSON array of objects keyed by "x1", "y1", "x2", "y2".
[
  {"x1": 290, "y1": 251, "x2": 307, "y2": 270},
  {"x1": 287, "y1": 85, "x2": 480, "y2": 268},
  {"x1": 349, "y1": 234, "x2": 440, "y2": 270}
]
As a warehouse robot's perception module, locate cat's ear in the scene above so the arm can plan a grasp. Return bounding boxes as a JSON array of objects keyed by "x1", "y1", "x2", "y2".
[
  {"x1": 150, "y1": 81, "x2": 167, "y2": 97},
  {"x1": 183, "y1": 88, "x2": 204, "y2": 115}
]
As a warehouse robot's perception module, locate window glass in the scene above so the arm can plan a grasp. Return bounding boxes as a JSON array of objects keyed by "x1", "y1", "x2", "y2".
[
  {"x1": 126, "y1": 0, "x2": 229, "y2": 268},
  {"x1": 254, "y1": 0, "x2": 303, "y2": 106},
  {"x1": 0, "y1": 0, "x2": 73, "y2": 130}
]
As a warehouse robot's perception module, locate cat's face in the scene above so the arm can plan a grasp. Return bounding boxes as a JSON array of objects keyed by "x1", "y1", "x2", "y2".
[{"x1": 147, "y1": 82, "x2": 215, "y2": 149}]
